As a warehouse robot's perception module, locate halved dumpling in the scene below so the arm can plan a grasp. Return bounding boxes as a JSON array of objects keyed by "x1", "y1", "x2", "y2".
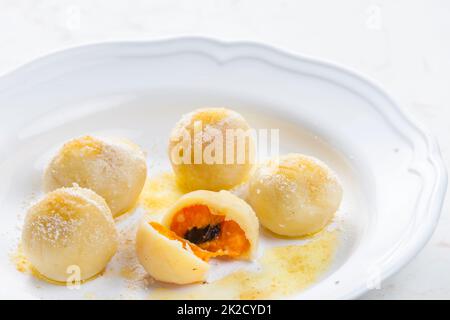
[
  {"x1": 136, "y1": 220, "x2": 210, "y2": 284},
  {"x1": 162, "y1": 190, "x2": 259, "y2": 260},
  {"x1": 136, "y1": 190, "x2": 259, "y2": 284}
]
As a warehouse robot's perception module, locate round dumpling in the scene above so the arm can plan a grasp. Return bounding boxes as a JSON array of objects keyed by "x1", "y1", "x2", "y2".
[
  {"x1": 44, "y1": 135, "x2": 147, "y2": 217},
  {"x1": 247, "y1": 153, "x2": 343, "y2": 237},
  {"x1": 22, "y1": 186, "x2": 118, "y2": 283},
  {"x1": 136, "y1": 220, "x2": 210, "y2": 285},
  {"x1": 168, "y1": 108, "x2": 254, "y2": 191},
  {"x1": 162, "y1": 190, "x2": 259, "y2": 260}
]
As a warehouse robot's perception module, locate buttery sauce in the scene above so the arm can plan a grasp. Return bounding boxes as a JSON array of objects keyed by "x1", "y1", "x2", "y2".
[
  {"x1": 140, "y1": 172, "x2": 339, "y2": 299},
  {"x1": 140, "y1": 172, "x2": 185, "y2": 216}
]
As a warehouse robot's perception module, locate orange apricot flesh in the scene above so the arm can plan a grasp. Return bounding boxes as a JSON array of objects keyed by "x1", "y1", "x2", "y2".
[{"x1": 169, "y1": 205, "x2": 250, "y2": 258}]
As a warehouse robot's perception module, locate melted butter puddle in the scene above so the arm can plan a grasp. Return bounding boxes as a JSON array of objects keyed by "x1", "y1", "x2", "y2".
[
  {"x1": 140, "y1": 172, "x2": 339, "y2": 300},
  {"x1": 149, "y1": 231, "x2": 337, "y2": 300},
  {"x1": 139, "y1": 172, "x2": 185, "y2": 216}
]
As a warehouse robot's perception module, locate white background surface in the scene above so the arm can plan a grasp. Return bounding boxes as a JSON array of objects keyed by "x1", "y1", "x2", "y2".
[{"x1": 0, "y1": 0, "x2": 448, "y2": 299}]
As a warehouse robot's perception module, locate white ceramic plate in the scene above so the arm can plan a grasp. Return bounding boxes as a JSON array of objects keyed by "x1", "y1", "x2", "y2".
[{"x1": 0, "y1": 38, "x2": 446, "y2": 300}]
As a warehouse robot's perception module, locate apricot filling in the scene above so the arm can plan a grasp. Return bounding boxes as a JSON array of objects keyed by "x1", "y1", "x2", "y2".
[
  {"x1": 169, "y1": 205, "x2": 250, "y2": 258},
  {"x1": 150, "y1": 222, "x2": 217, "y2": 261}
]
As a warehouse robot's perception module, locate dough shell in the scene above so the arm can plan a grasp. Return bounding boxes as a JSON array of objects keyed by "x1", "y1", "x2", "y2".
[
  {"x1": 248, "y1": 153, "x2": 343, "y2": 237},
  {"x1": 168, "y1": 108, "x2": 254, "y2": 191},
  {"x1": 135, "y1": 220, "x2": 209, "y2": 284},
  {"x1": 44, "y1": 136, "x2": 147, "y2": 217},
  {"x1": 22, "y1": 186, "x2": 118, "y2": 283}
]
